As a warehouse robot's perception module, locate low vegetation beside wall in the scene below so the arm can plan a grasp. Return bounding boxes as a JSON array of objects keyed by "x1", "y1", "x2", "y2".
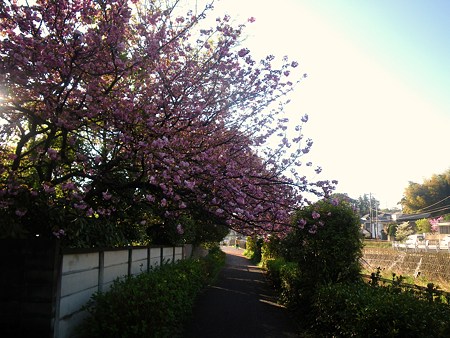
[
  {"x1": 77, "y1": 246, "x2": 226, "y2": 338},
  {"x1": 0, "y1": 239, "x2": 189, "y2": 338}
]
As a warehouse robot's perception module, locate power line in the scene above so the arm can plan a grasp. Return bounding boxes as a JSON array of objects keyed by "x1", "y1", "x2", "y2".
[
  {"x1": 362, "y1": 194, "x2": 450, "y2": 218},
  {"x1": 410, "y1": 195, "x2": 450, "y2": 213},
  {"x1": 401, "y1": 195, "x2": 450, "y2": 215},
  {"x1": 366, "y1": 201, "x2": 450, "y2": 219},
  {"x1": 397, "y1": 204, "x2": 450, "y2": 217},
  {"x1": 419, "y1": 204, "x2": 450, "y2": 216}
]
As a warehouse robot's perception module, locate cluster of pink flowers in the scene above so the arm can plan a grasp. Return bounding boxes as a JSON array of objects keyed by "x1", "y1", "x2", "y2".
[
  {"x1": 0, "y1": 0, "x2": 337, "y2": 240},
  {"x1": 430, "y1": 216, "x2": 443, "y2": 233},
  {"x1": 312, "y1": 211, "x2": 320, "y2": 219},
  {"x1": 176, "y1": 224, "x2": 184, "y2": 235},
  {"x1": 53, "y1": 229, "x2": 65, "y2": 239},
  {"x1": 295, "y1": 198, "x2": 346, "y2": 234}
]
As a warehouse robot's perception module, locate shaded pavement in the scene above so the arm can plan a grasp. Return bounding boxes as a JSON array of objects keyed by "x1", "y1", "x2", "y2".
[{"x1": 185, "y1": 246, "x2": 300, "y2": 338}]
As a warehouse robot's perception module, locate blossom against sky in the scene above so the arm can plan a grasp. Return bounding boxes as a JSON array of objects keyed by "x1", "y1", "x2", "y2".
[
  {"x1": 9, "y1": 0, "x2": 449, "y2": 209},
  {"x1": 209, "y1": 0, "x2": 450, "y2": 208}
]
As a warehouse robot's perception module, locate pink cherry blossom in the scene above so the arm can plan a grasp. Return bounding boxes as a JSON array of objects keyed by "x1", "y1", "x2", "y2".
[
  {"x1": 0, "y1": 0, "x2": 336, "y2": 243},
  {"x1": 176, "y1": 224, "x2": 184, "y2": 234},
  {"x1": 15, "y1": 209, "x2": 27, "y2": 217},
  {"x1": 238, "y1": 48, "x2": 250, "y2": 57},
  {"x1": 312, "y1": 211, "x2": 320, "y2": 220},
  {"x1": 52, "y1": 229, "x2": 65, "y2": 239},
  {"x1": 102, "y1": 191, "x2": 112, "y2": 201},
  {"x1": 297, "y1": 218, "x2": 307, "y2": 229}
]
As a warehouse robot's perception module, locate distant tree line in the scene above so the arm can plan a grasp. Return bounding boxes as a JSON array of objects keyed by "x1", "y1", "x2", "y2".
[{"x1": 401, "y1": 169, "x2": 450, "y2": 215}]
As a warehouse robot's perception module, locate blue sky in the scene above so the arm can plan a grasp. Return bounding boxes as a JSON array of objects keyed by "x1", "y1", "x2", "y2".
[
  {"x1": 207, "y1": 0, "x2": 450, "y2": 208},
  {"x1": 308, "y1": 0, "x2": 450, "y2": 113}
]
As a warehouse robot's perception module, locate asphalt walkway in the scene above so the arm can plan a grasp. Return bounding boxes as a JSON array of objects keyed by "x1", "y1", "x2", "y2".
[{"x1": 184, "y1": 246, "x2": 300, "y2": 338}]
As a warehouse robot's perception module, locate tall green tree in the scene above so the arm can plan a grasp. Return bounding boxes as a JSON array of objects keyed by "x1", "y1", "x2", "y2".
[
  {"x1": 356, "y1": 194, "x2": 380, "y2": 217},
  {"x1": 401, "y1": 170, "x2": 450, "y2": 214}
]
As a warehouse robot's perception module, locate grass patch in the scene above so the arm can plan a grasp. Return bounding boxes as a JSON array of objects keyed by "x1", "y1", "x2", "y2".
[{"x1": 363, "y1": 239, "x2": 393, "y2": 248}]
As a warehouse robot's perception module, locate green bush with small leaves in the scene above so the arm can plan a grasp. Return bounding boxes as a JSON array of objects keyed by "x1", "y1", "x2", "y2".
[
  {"x1": 201, "y1": 245, "x2": 226, "y2": 283},
  {"x1": 265, "y1": 258, "x2": 306, "y2": 313},
  {"x1": 286, "y1": 198, "x2": 363, "y2": 286},
  {"x1": 311, "y1": 282, "x2": 450, "y2": 337},
  {"x1": 261, "y1": 236, "x2": 284, "y2": 265},
  {"x1": 265, "y1": 258, "x2": 286, "y2": 289},
  {"x1": 269, "y1": 198, "x2": 363, "y2": 315},
  {"x1": 244, "y1": 236, "x2": 263, "y2": 262},
  {"x1": 77, "y1": 248, "x2": 225, "y2": 338}
]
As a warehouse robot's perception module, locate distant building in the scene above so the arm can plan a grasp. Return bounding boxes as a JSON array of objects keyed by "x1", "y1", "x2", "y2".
[
  {"x1": 362, "y1": 212, "x2": 393, "y2": 239},
  {"x1": 361, "y1": 211, "x2": 450, "y2": 238},
  {"x1": 222, "y1": 230, "x2": 246, "y2": 247},
  {"x1": 437, "y1": 222, "x2": 450, "y2": 234}
]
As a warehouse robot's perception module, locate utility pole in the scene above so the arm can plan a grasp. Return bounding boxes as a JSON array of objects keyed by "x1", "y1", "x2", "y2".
[
  {"x1": 369, "y1": 193, "x2": 373, "y2": 239},
  {"x1": 375, "y1": 203, "x2": 378, "y2": 239}
]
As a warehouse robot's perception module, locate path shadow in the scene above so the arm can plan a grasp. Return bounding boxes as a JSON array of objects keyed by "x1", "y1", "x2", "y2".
[{"x1": 185, "y1": 247, "x2": 299, "y2": 338}]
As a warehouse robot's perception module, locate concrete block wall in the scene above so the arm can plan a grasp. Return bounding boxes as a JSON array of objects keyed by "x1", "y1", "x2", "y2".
[
  {"x1": 130, "y1": 248, "x2": 148, "y2": 276},
  {"x1": 56, "y1": 252, "x2": 100, "y2": 338},
  {"x1": 54, "y1": 245, "x2": 185, "y2": 338},
  {"x1": 0, "y1": 240, "x2": 187, "y2": 338},
  {"x1": 174, "y1": 246, "x2": 183, "y2": 261}
]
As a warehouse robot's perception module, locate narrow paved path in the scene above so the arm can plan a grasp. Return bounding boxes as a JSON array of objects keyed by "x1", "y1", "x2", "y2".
[{"x1": 185, "y1": 246, "x2": 300, "y2": 338}]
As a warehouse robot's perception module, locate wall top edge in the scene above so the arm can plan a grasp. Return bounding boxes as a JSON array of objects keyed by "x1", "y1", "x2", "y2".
[{"x1": 62, "y1": 244, "x2": 186, "y2": 255}]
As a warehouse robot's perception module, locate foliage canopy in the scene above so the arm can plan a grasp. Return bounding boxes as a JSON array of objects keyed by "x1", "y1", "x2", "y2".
[
  {"x1": 401, "y1": 169, "x2": 450, "y2": 215},
  {"x1": 0, "y1": 0, "x2": 334, "y2": 246}
]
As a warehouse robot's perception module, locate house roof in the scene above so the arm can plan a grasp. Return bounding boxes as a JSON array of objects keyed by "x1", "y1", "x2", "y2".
[
  {"x1": 362, "y1": 213, "x2": 393, "y2": 222},
  {"x1": 394, "y1": 212, "x2": 431, "y2": 222}
]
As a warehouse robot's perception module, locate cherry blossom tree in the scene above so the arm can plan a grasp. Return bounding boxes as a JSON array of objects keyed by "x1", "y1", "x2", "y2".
[{"x1": 0, "y1": 0, "x2": 335, "y2": 247}]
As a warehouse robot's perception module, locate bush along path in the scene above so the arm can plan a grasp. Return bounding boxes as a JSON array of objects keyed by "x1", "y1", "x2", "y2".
[
  {"x1": 76, "y1": 247, "x2": 226, "y2": 338},
  {"x1": 184, "y1": 246, "x2": 299, "y2": 338}
]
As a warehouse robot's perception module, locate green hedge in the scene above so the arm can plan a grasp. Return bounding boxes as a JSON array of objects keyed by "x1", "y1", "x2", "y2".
[
  {"x1": 77, "y1": 247, "x2": 225, "y2": 338},
  {"x1": 266, "y1": 257, "x2": 450, "y2": 337},
  {"x1": 265, "y1": 258, "x2": 306, "y2": 312},
  {"x1": 312, "y1": 282, "x2": 450, "y2": 337},
  {"x1": 243, "y1": 236, "x2": 263, "y2": 262}
]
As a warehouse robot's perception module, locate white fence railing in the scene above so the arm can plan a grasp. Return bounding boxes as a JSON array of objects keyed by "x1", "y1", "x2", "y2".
[{"x1": 392, "y1": 241, "x2": 450, "y2": 252}]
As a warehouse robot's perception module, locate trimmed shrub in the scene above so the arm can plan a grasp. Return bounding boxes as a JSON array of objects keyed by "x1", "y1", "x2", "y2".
[
  {"x1": 312, "y1": 282, "x2": 450, "y2": 337},
  {"x1": 265, "y1": 258, "x2": 304, "y2": 312},
  {"x1": 244, "y1": 236, "x2": 263, "y2": 262},
  {"x1": 265, "y1": 258, "x2": 287, "y2": 289},
  {"x1": 202, "y1": 245, "x2": 226, "y2": 283},
  {"x1": 261, "y1": 236, "x2": 283, "y2": 265},
  {"x1": 278, "y1": 262, "x2": 303, "y2": 310},
  {"x1": 273, "y1": 198, "x2": 362, "y2": 314},
  {"x1": 286, "y1": 198, "x2": 363, "y2": 286},
  {"x1": 77, "y1": 249, "x2": 225, "y2": 338}
]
